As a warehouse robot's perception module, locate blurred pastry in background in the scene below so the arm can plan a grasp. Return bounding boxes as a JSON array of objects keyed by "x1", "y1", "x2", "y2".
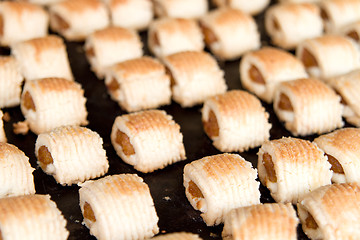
[
  {"x1": 153, "y1": 0, "x2": 208, "y2": 19},
  {"x1": 212, "y1": 0, "x2": 270, "y2": 15}
]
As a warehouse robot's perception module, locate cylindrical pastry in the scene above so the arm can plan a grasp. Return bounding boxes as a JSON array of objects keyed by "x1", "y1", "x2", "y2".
[
  {"x1": 20, "y1": 77, "x2": 88, "y2": 135},
  {"x1": 85, "y1": 26, "x2": 143, "y2": 78},
  {"x1": 296, "y1": 35, "x2": 360, "y2": 80},
  {"x1": 148, "y1": 18, "x2": 204, "y2": 59},
  {"x1": 212, "y1": 0, "x2": 270, "y2": 15},
  {"x1": 11, "y1": 35, "x2": 73, "y2": 82},
  {"x1": 222, "y1": 203, "x2": 299, "y2": 240},
  {"x1": 265, "y1": 3, "x2": 323, "y2": 50},
  {"x1": 35, "y1": 125, "x2": 109, "y2": 186},
  {"x1": 183, "y1": 153, "x2": 261, "y2": 226},
  {"x1": 79, "y1": 174, "x2": 159, "y2": 240},
  {"x1": 340, "y1": 21, "x2": 360, "y2": 44},
  {"x1": 0, "y1": 142, "x2": 35, "y2": 197},
  {"x1": 111, "y1": 110, "x2": 186, "y2": 173},
  {"x1": 0, "y1": 194, "x2": 69, "y2": 240},
  {"x1": 105, "y1": 0, "x2": 154, "y2": 31},
  {"x1": 163, "y1": 51, "x2": 227, "y2": 107},
  {"x1": 297, "y1": 183, "x2": 360, "y2": 240},
  {"x1": 319, "y1": 0, "x2": 360, "y2": 34},
  {"x1": 104, "y1": 57, "x2": 171, "y2": 112},
  {"x1": 240, "y1": 47, "x2": 308, "y2": 103},
  {"x1": 17, "y1": 0, "x2": 63, "y2": 5},
  {"x1": 49, "y1": 0, "x2": 110, "y2": 41},
  {"x1": 0, "y1": 1, "x2": 49, "y2": 46},
  {"x1": 152, "y1": 232, "x2": 203, "y2": 240},
  {"x1": 258, "y1": 137, "x2": 332, "y2": 203},
  {"x1": 0, "y1": 110, "x2": 5, "y2": 143},
  {"x1": 200, "y1": 8, "x2": 260, "y2": 60},
  {"x1": 153, "y1": 0, "x2": 208, "y2": 19},
  {"x1": 202, "y1": 90, "x2": 271, "y2": 152},
  {"x1": 273, "y1": 78, "x2": 343, "y2": 136},
  {"x1": 314, "y1": 128, "x2": 360, "y2": 184}
]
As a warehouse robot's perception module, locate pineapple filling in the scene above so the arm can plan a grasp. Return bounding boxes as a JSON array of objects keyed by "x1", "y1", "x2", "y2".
[
  {"x1": 203, "y1": 110, "x2": 219, "y2": 138},
  {"x1": 272, "y1": 18, "x2": 281, "y2": 31},
  {"x1": 305, "y1": 212, "x2": 318, "y2": 229},
  {"x1": 86, "y1": 47, "x2": 95, "y2": 58},
  {"x1": 0, "y1": 15, "x2": 3, "y2": 37},
  {"x1": 262, "y1": 153, "x2": 277, "y2": 182},
  {"x1": 106, "y1": 77, "x2": 120, "y2": 92},
  {"x1": 38, "y1": 146, "x2": 54, "y2": 169},
  {"x1": 188, "y1": 180, "x2": 204, "y2": 210},
  {"x1": 249, "y1": 65, "x2": 265, "y2": 85},
  {"x1": 320, "y1": 8, "x2": 329, "y2": 22},
  {"x1": 53, "y1": 13, "x2": 69, "y2": 31},
  {"x1": 165, "y1": 67, "x2": 176, "y2": 87},
  {"x1": 201, "y1": 23, "x2": 217, "y2": 45},
  {"x1": 278, "y1": 93, "x2": 293, "y2": 111},
  {"x1": 115, "y1": 130, "x2": 135, "y2": 156},
  {"x1": 83, "y1": 202, "x2": 96, "y2": 222},
  {"x1": 326, "y1": 153, "x2": 344, "y2": 174},
  {"x1": 347, "y1": 31, "x2": 359, "y2": 42},
  {"x1": 23, "y1": 92, "x2": 36, "y2": 111},
  {"x1": 301, "y1": 48, "x2": 318, "y2": 68}
]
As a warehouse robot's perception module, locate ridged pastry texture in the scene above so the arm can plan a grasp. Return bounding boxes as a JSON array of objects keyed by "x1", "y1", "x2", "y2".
[
  {"x1": 0, "y1": 1, "x2": 49, "y2": 46},
  {"x1": 258, "y1": 137, "x2": 332, "y2": 203},
  {"x1": 240, "y1": 47, "x2": 308, "y2": 103},
  {"x1": 20, "y1": 77, "x2": 88, "y2": 135},
  {"x1": 314, "y1": 128, "x2": 360, "y2": 184},
  {"x1": 85, "y1": 26, "x2": 143, "y2": 79},
  {"x1": 183, "y1": 153, "x2": 260, "y2": 226},
  {"x1": 200, "y1": 8, "x2": 260, "y2": 60},
  {"x1": 0, "y1": 142, "x2": 35, "y2": 197},
  {"x1": 0, "y1": 194, "x2": 69, "y2": 240},
  {"x1": 222, "y1": 203, "x2": 299, "y2": 240},
  {"x1": 202, "y1": 90, "x2": 271, "y2": 152},
  {"x1": 79, "y1": 174, "x2": 159, "y2": 240},
  {"x1": 163, "y1": 51, "x2": 227, "y2": 107},
  {"x1": 0, "y1": 110, "x2": 6, "y2": 143},
  {"x1": 111, "y1": 110, "x2": 186, "y2": 173},
  {"x1": 297, "y1": 183, "x2": 360, "y2": 240},
  {"x1": 152, "y1": 232, "x2": 203, "y2": 240},
  {"x1": 35, "y1": 125, "x2": 109, "y2": 186},
  {"x1": 212, "y1": 0, "x2": 270, "y2": 15},
  {"x1": 105, "y1": 57, "x2": 171, "y2": 112},
  {"x1": 153, "y1": 0, "x2": 208, "y2": 19},
  {"x1": 49, "y1": 0, "x2": 110, "y2": 41},
  {"x1": 273, "y1": 78, "x2": 343, "y2": 136},
  {"x1": 11, "y1": 35, "x2": 74, "y2": 81}
]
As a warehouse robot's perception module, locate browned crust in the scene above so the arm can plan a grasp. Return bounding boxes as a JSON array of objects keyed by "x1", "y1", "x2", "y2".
[
  {"x1": 53, "y1": 0, "x2": 104, "y2": 13},
  {"x1": 112, "y1": 57, "x2": 164, "y2": 79},
  {"x1": 0, "y1": 1, "x2": 45, "y2": 15},
  {"x1": 314, "y1": 128, "x2": 360, "y2": 153},
  {"x1": 0, "y1": 142, "x2": 24, "y2": 160},
  {"x1": 92, "y1": 26, "x2": 138, "y2": 42},
  {"x1": 28, "y1": 78, "x2": 82, "y2": 93}
]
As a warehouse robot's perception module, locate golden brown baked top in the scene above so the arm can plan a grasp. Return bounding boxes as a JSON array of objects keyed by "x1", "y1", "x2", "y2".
[
  {"x1": 314, "y1": 128, "x2": 360, "y2": 153},
  {"x1": 0, "y1": 142, "x2": 24, "y2": 160},
  {"x1": 92, "y1": 26, "x2": 137, "y2": 42},
  {"x1": 54, "y1": 0, "x2": 103, "y2": 13},
  {"x1": 112, "y1": 57, "x2": 164, "y2": 79},
  {"x1": 213, "y1": 8, "x2": 252, "y2": 26},
  {"x1": 28, "y1": 77, "x2": 82, "y2": 93},
  {"x1": 280, "y1": 78, "x2": 336, "y2": 99},
  {"x1": 0, "y1": 1, "x2": 44, "y2": 14},
  {"x1": 164, "y1": 51, "x2": 217, "y2": 73}
]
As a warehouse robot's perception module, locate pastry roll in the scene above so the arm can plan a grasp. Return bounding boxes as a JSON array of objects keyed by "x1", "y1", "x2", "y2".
[
  {"x1": 340, "y1": 21, "x2": 360, "y2": 44},
  {"x1": 148, "y1": 18, "x2": 204, "y2": 59},
  {"x1": 240, "y1": 47, "x2": 308, "y2": 103},
  {"x1": 0, "y1": 56, "x2": 23, "y2": 108},
  {"x1": 163, "y1": 51, "x2": 227, "y2": 107},
  {"x1": 35, "y1": 125, "x2": 109, "y2": 186},
  {"x1": 17, "y1": 0, "x2": 63, "y2": 5},
  {"x1": 152, "y1": 232, "x2": 203, "y2": 240},
  {"x1": 0, "y1": 142, "x2": 35, "y2": 197},
  {"x1": 319, "y1": 0, "x2": 360, "y2": 34},
  {"x1": 85, "y1": 26, "x2": 143, "y2": 78},
  {"x1": 79, "y1": 174, "x2": 159, "y2": 240},
  {"x1": 111, "y1": 110, "x2": 186, "y2": 173},
  {"x1": 20, "y1": 77, "x2": 88, "y2": 135},
  {"x1": 11, "y1": 35, "x2": 73, "y2": 81},
  {"x1": 265, "y1": 3, "x2": 323, "y2": 50},
  {"x1": 222, "y1": 203, "x2": 299, "y2": 240},
  {"x1": 200, "y1": 8, "x2": 260, "y2": 60},
  {"x1": 258, "y1": 137, "x2": 332, "y2": 203},
  {"x1": 0, "y1": 194, "x2": 69, "y2": 240},
  {"x1": 49, "y1": 0, "x2": 110, "y2": 41},
  {"x1": 0, "y1": 1, "x2": 49, "y2": 46},
  {"x1": 106, "y1": 0, "x2": 153, "y2": 30},
  {"x1": 212, "y1": 0, "x2": 270, "y2": 15},
  {"x1": 105, "y1": 57, "x2": 171, "y2": 112},
  {"x1": 183, "y1": 153, "x2": 260, "y2": 226},
  {"x1": 153, "y1": 0, "x2": 208, "y2": 19},
  {"x1": 273, "y1": 78, "x2": 343, "y2": 136},
  {"x1": 296, "y1": 35, "x2": 360, "y2": 80},
  {"x1": 0, "y1": 110, "x2": 5, "y2": 143},
  {"x1": 202, "y1": 90, "x2": 271, "y2": 152},
  {"x1": 297, "y1": 183, "x2": 360, "y2": 240}
]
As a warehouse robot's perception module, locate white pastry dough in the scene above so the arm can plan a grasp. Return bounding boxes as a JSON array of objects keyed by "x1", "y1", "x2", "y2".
[
  {"x1": 163, "y1": 51, "x2": 227, "y2": 107},
  {"x1": 212, "y1": 0, "x2": 270, "y2": 15},
  {"x1": 11, "y1": 35, "x2": 73, "y2": 82},
  {"x1": 240, "y1": 47, "x2": 308, "y2": 103},
  {"x1": 0, "y1": 110, "x2": 5, "y2": 143},
  {"x1": 200, "y1": 8, "x2": 260, "y2": 60},
  {"x1": 258, "y1": 137, "x2": 332, "y2": 203},
  {"x1": 105, "y1": 57, "x2": 171, "y2": 112},
  {"x1": 49, "y1": 0, "x2": 110, "y2": 41},
  {"x1": 148, "y1": 18, "x2": 204, "y2": 59},
  {"x1": 265, "y1": 3, "x2": 323, "y2": 49},
  {"x1": 0, "y1": 1, "x2": 49, "y2": 46},
  {"x1": 183, "y1": 153, "x2": 260, "y2": 226},
  {"x1": 222, "y1": 203, "x2": 299, "y2": 240},
  {"x1": 20, "y1": 77, "x2": 88, "y2": 135},
  {"x1": 0, "y1": 142, "x2": 35, "y2": 197},
  {"x1": 0, "y1": 194, "x2": 69, "y2": 240},
  {"x1": 111, "y1": 110, "x2": 186, "y2": 173},
  {"x1": 202, "y1": 90, "x2": 271, "y2": 152},
  {"x1": 79, "y1": 174, "x2": 159, "y2": 240},
  {"x1": 35, "y1": 125, "x2": 109, "y2": 186},
  {"x1": 153, "y1": 0, "x2": 208, "y2": 19},
  {"x1": 297, "y1": 183, "x2": 360, "y2": 240},
  {"x1": 296, "y1": 35, "x2": 360, "y2": 80},
  {"x1": 152, "y1": 232, "x2": 203, "y2": 240},
  {"x1": 85, "y1": 26, "x2": 143, "y2": 78},
  {"x1": 273, "y1": 78, "x2": 343, "y2": 136}
]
